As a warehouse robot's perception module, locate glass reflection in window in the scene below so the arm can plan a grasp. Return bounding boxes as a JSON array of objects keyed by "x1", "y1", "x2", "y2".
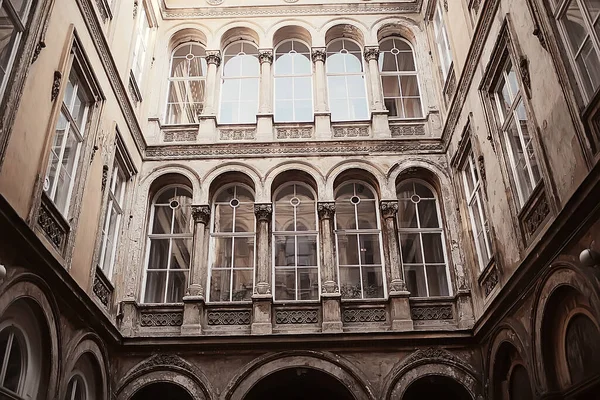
[
  {"x1": 274, "y1": 40, "x2": 313, "y2": 123},
  {"x1": 220, "y1": 42, "x2": 260, "y2": 124}
]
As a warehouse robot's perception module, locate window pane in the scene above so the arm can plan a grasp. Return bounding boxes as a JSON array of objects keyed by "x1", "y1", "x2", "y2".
[
  {"x1": 275, "y1": 202, "x2": 294, "y2": 231},
  {"x1": 339, "y1": 266, "x2": 361, "y2": 299},
  {"x1": 210, "y1": 269, "x2": 231, "y2": 301},
  {"x1": 400, "y1": 233, "x2": 423, "y2": 264},
  {"x1": 298, "y1": 268, "x2": 319, "y2": 300},
  {"x1": 293, "y1": 53, "x2": 311, "y2": 74},
  {"x1": 275, "y1": 77, "x2": 293, "y2": 100},
  {"x1": 221, "y1": 79, "x2": 240, "y2": 101},
  {"x1": 359, "y1": 234, "x2": 381, "y2": 265},
  {"x1": 337, "y1": 234, "x2": 359, "y2": 266},
  {"x1": 240, "y1": 78, "x2": 259, "y2": 101},
  {"x1": 294, "y1": 100, "x2": 313, "y2": 122},
  {"x1": 275, "y1": 268, "x2": 295, "y2": 300},
  {"x1": 152, "y1": 206, "x2": 173, "y2": 234},
  {"x1": 398, "y1": 200, "x2": 418, "y2": 228},
  {"x1": 275, "y1": 236, "x2": 295, "y2": 266},
  {"x1": 232, "y1": 270, "x2": 253, "y2": 301},
  {"x1": 144, "y1": 270, "x2": 167, "y2": 302},
  {"x1": 357, "y1": 200, "x2": 377, "y2": 229},
  {"x1": 326, "y1": 53, "x2": 346, "y2": 73},
  {"x1": 335, "y1": 200, "x2": 355, "y2": 230},
  {"x1": 576, "y1": 38, "x2": 600, "y2": 93},
  {"x1": 275, "y1": 100, "x2": 293, "y2": 122},
  {"x1": 327, "y1": 76, "x2": 347, "y2": 99},
  {"x1": 233, "y1": 237, "x2": 254, "y2": 268},
  {"x1": 350, "y1": 98, "x2": 369, "y2": 120},
  {"x1": 213, "y1": 204, "x2": 233, "y2": 232},
  {"x1": 147, "y1": 239, "x2": 170, "y2": 269},
  {"x1": 170, "y1": 239, "x2": 192, "y2": 270},
  {"x1": 562, "y1": 0, "x2": 588, "y2": 51},
  {"x1": 297, "y1": 235, "x2": 317, "y2": 266},
  {"x1": 403, "y1": 98, "x2": 423, "y2": 118},
  {"x1": 166, "y1": 270, "x2": 187, "y2": 303},
  {"x1": 397, "y1": 52, "x2": 416, "y2": 71},
  {"x1": 3, "y1": 334, "x2": 22, "y2": 392},
  {"x1": 506, "y1": 117, "x2": 534, "y2": 202},
  {"x1": 294, "y1": 76, "x2": 312, "y2": 100},
  {"x1": 347, "y1": 75, "x2": 366, "y2": 98},
  {"x1": 235, "y1": 203, "x2": 255, "y2": 232},
  {"x1": 417, "y1": 199, "x2": 440, "y2": 228},
  {"x1": 296, "y1": 201, "x2": 316, "y2": 231},
  {"x1": 362, "y1": 266, "x2": 384, "y2": 298},
  {"x1": 0, "y1": 7, "x2": 18, "y2": 86},
  {"x1": 422, "y1": 233, "x2": 445, "y2": 263},
  {"x1": 212, "y1": 237, "x2": 232, "y2": 268},
  {"x1": 426, "y1": 265, "x2": 449, "y2": 296},
  {"x1": 404, "y1": 265, "x2": 427, "y2": 297}
]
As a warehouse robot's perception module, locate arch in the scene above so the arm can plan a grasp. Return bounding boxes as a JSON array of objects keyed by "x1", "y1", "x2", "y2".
[
  {"x1": 321, "y1": 21, "x2": 368, "y2": 47},
  {"x1": 382, "y1": 349, "x2": 481, "y2": 399},
  {"x1": 203, "y1": 165, "x2": 262, "y2": 203},
  {"x1": 326, "y1": 160, "x2": 387, "y2": 200},
  {"x1": 218, "y1": 25, "x2": 262, "y2": 49},
  {"x1": 116, "y1": 355, "x2": 215, "y2": 400},
  {"x1": 140, "y1": 164, "x2": 201, "y2": 202},
  {"x1": 167, "y1": 27, "x2": 209, "y2": 51},
  {"x1": 60, "y1": 333, "x2": 109, "y2": 400},
  {"x1": 222, "y1": 351, "x2": 375, "y2": 400},
  {"x1": 490, "y1": 340, "x2": 534, "y2": 400},
  {"x1": 372, "y1": 18, "x2": 422, "y2": 45},
  {"x1": 265, "y1": 163, "x2": 324, "y2": 199},
  {"x1": 387, "y1": 159, "x2": 450, "y2": 196},
  {"x1": 0, "y1": 275, "x2": 60, "y2": 399},
  {"x1": 270, "y1": 23, "x2": 314, "y2": 48},
  {"x1": 403, "y1": 375, "x2": 473, "y2": 400}
]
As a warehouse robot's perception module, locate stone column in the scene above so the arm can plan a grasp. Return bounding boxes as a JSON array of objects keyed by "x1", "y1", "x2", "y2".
[
  {"x1": 181, "y1": 205, "x2": 211, "y2": 336},
  {"x1": 257, "y1": 49, "x2": 274, "y2": 141},
  {"x1": 364, "y1": 46, "x2": 391, "y2": 138},
  {"x1": 200, "y1": 50, "x2": 221, "y2": 141},
  {"x1": 318, "y1": 202, "x2": 343, "y2": 333},
  {"x1": 380, "y1": 200, "x2": 413, "y2": 331},
  {"x1": 311, "y1": 47, "x2": 332, "y2": 139},
  {"x1": 252, "y1": 203, "x2": 273, "y2": 334}
]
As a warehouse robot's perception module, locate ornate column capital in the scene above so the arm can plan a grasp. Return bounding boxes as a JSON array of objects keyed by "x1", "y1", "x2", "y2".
[
  {"x1": 311, "y1": 48, "x2": 326, "y2": 63},
  {"x1": 364, "y1": 46, "x2": 380, "y2": 62},
  {"x1": 191, "y1": 205, "x2": 211, "y2": 225},
  {"x1": 205, "y1": 50, "x2": 222, "y2": 67},
  {"x1": 380, "y1": 200, "x2": 399, "y2": 219},
  {"x1": 317, "y1": 202, "x2": 336, "y2": 220},
  {"x1": 258, "y1": 49, "x2": 273, "y2": 64},
  {"x1": 254, "y1": 203, "x2": 273, "y2": 222}
]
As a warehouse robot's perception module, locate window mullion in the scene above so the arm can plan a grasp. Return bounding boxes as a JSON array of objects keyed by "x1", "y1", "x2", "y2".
[
  {"x1": 512, "y1": 100, "x2": 537, "y2": 188},
  {"x1": 230, "y1": 235, "x2": 236, "y2": 301}
]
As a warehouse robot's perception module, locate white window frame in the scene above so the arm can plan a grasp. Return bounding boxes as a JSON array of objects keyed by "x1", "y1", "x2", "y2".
[
  {"x1": 378, "y1": 37, "x2": 424, "y2": 119},
  {"x1": 207, "y1": 184, "x2": 256, "y2": 303},
  {"x1": 65, "y1": 372, "x2": 88, "y2": 400},
  {"x1": 131, "y1": 5, "x2": 150, "y2": 86},
  {"x1": 334, "y1": 181, "x2": 386, "y2": 300},
  {"x1": 273, "y1": 39, "x2": 314, "y2": 123},
  {"x1": 272, "y1": 182, "x2": 320, "y2": 302},
  {"x1": 0, "y1": 0, "x2": 33, "y2": 100},
  {"x1": 0, "y1": 326, "x2": 26, "y2": 398},
  {"x1": 432, "y1": 0, "x2": 453, "y2": 80},
  {"x1": 461, "y1": 149, "x2": 493, "y2": 270}
]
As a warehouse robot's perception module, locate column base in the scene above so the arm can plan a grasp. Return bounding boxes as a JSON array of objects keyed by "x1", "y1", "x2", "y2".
[
  {"x1": 251, "y1": 294, "x2": 273, "y2": 335},
  {"x1": 321, "y1": 292, "x2": 343, "y2": 333},
  {"x1": 181, "y1": 295, "x2": 204, "y2": 336},
  {"x1": 389, "y1": 291, "x2": 413, "y2": 331},
  {"x1": 199, "y1": 116, "x2": 218, "y2": 142}
]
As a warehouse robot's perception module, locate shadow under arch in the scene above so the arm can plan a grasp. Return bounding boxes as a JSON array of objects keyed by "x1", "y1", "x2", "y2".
[
  {"x1": 222, "y1": 351, "x2": 376, "y2": 400},
  {"x1": 271, "y1": 23, "x2": 314, "y2": 48},
  {"x1": 326, "y1": 160, "x2": 386, "y2": 199}
]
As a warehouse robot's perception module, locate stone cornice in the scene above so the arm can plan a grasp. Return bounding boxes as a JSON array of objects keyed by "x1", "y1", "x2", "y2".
[
  {"x1": 159, "y1": 0, "x2": 423, "y2": 19},
  {"x1": 145, "y1": 139, "x2": 445, "y2": 160}
]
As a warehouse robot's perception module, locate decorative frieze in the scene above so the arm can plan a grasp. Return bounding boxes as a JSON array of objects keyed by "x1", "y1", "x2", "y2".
[
  {"x1": 521, "y1": 189, "x2": 550, "y2": 241},
  {"x1": 276, "y1": 127, "x2": 313, "y2": 139},
  {"x1": 411, "y1": 305, "x2": 453, "y2": 320},
  {"x1": 482, "y1": 265, "x2": 499, "y2": 297},
  {"x1": 140, "y1": 312, "x2": 183, "y2": 327},
  {"x1": 93, "y1": 270, "x2": 112, "y2": 307},
  {"x1": 163, "y1": 130, "x2": 197, "y2": 143},
  {"x1": 390, "y1": 124, "x2": 426, "y2": 137},
  {"x1": 219, "y1": 128, "x2": 256, "y2": 141},
  {"x1": 37, "y1": 197, "x2": 67, "y2": 250},
  {"x1": 191, "y1": 205, "x2": 211, "y2": 225},
  {"x1": 207, "y1": 311, "x2": 251, "y2": 325},
  {"x1": 94, "y1": 0, "x2": 111, "y2": 22},
  {"x1": 443, "y1": 67, "x2": 457, "y2": 104},
  {"x1": 275, "y1": 309, "x2": 319, "y2": 324},
  {"x1": 343, "y1": 308, "x2": 386, "y2": 323},
  {"x1": 332, "y1": 126, "x2": 370, "y2": 138}
]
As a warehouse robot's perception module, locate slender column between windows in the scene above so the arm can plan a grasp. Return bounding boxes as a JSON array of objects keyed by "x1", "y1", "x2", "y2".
[
  {"x1": 187, "y1": 205, "x2": 211, "y2": 297},
  {"x1": 318, "y1": 202, "x2": 338, "y2": 293},
  {"x1": 203, "y1": 51, "x2": 221, "y2": 115},
  {"x1": 380, "y1": 200, "x2": 407, "y2": 293},
  {"x1": 311, "y1": 48, "x2": 328, "y2": 113},
  {"x1": 254, "y1": 203, "x2": 273, "y2": 294},
  {"x1": 364, "y1": 46, "x2": 384, "y2": 111},
  {"x1": 258, "y1": 50, "x2": 273, "y2": 114}
]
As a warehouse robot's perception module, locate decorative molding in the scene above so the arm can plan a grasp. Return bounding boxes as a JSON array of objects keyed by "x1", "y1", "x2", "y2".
[
  {"x1": 343, "y1": 308, "x2": 386, "y2": 323},
  {"x1": 402, "y1": 347, "x2": 463, "y2": 367},
  {"x1": 525, "y1": 0, "x2": 547, "y2": 50},
  {"x1": 254, "y1": 203, "x2": 272, "y2": 222},
  {"x1": 93, "y1": 269, "x2": 112, "y2": 307},
  {"x1": 390, "y1": 124, "x2": 426, "y2": 137},
  {"x1": 519, "y1": 56, "x2": 532, "y2": 99},
  {"x1": 477, "y1": 154, "x2": 487, "y2": 196},
  {"x1": 311, "y1": 48, "x2": 326, "y2": 63},
  {"x1": 101, "y1": 164, "x2": 109, "y2": 193},
  {"x1": 50, "y1": 71, "x2": 61, "y2": 102},
  {"x1": 205, "y1": 50, "x2": 221, "y2": 66},
  {"x1": 133, "y1": 0, "x2": 139, "y2": 17},
  {"x1": 140, "y1": 312, "x2": 183, "y2": 327},
  {"x1": 94, "y1": 0, "x2": 112, "y2": 22},
  {"x1": 163, "y1": 130, "x2": 197, "y2": 142},
  {"x1": 363, "y1": 46, "x2": 380, "y2": 62},
  {"x1": 276, "y1": 127, "x2": 313, "y2": 139},
  {"x1": 275, "y1": 309, "x2": 318, "y2": 324},
  {"x1": 128, "y1": 73, "x2": 143, "y2": 106},
  {"x1": 219, "y1": 128, "x2": 256, "y2": 141},
  {"x1": 31, "y1": 41, "x2": 46, "y2": 64},
  {"x1": 411, "y1": 305, "x2": 453, "y2": 320},
  {"x1": 317, "y1": 202, "x2": 335, "y2": 220},
  {"x1": 37, "y1": 195, "x2": 68, "y2": 251},
  {"x1": 207, "y1": 310, "x2": 251, "y2": 325},
  {"x1": 379, "y1": 200, "x2": 399, "y2": 219},
  {"x1": 191, "y1": 205, "x2": 211, "y2": 225},
  {"x1": 332, "y1": 126, "x2": 369, "y2": 138},
  {"x1": 481, "y1": 263, "x2": 499, "y2": 297},
  {"x1": 521, "y1": 188, "x2": 550, "y2": 241},
  {"x1": 207, "y1": 0, "x2": 224, "y2": 4},
  {"x1": 131, "y1": 355, "x2": 189, "y2": 375},
  {"x1": 258, "y1": 49, "x2": 273, "y2": 65},
  {"x1": 443, "y1": 66, "x2": 457, "y2": 104}
]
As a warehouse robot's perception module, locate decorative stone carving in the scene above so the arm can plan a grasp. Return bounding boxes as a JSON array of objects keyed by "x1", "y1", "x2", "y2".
[
  {"x1": 93, "y1": 271, "x2": 111, "y2": 307},
  {"x1": 363, "y1": 46, "x2": 380, "y2": 62},
  {"x1": 205, "y1": 50, "x2": 221, "y2": 66},
  {"x1": 343, "y1": 308, "x2": 386, "y2": 323},
  {"x1": 276, "y1": 127, "x2": 313, "y2": 139},
  {"x1": 390, "y1": 124, "x2": 426, "y2": 137},
  {"x1": 321, "y1": 281, "x2": 339, "y2": 294},
  {"x1": 443, "y1": 67, "x2": 457, "y2": 103},
  {"x1": 317, "y1": 202, "x2": 335, "y2": 220},
  {"x1": 411, "y1": 306, "x2": 453, "y2": 320},
  {"x1": 519, "y1": 56, "x2": 532, "y2": 99},
  {"x1": 477, "y1": 155, "x2": 487, "y2": 196},
  {"x1": 275, "y1": 309, "x2": 318, "y2": 324},
  {"x1": 191, "y1": 205, "x2": 211, "y2": 225},
  {"x1": 389, "y1": 279, "x2": 407, "y2": 293},
  {"x1": 207, "y1": 311, "x2": 251, "y2": 325},
  {"x1": 133, "y1": 0, "x2": 138, "y2": 17},
  {"x1": 32, "y1": 41, "x2": 46, "y2": 64},
  {"x1": 163, "y1": 130, "x2": 197, "y2": 142},
  {"x1": 402, "y1": 347, "x2": 463, "y2": 367},
  {"x1": 132, "y1": 355, "x2": 189, "y2": 375},
  {"x1": 522, "y1": 191, "x2": 550, "y2": 240},
  {"x1": 219, "y1": 128, "x2": 256, "y2": 141},
  {"x1": 332, "y1": 126, "x2": 369, "y2": 138},
  {"x1": 254, "y1": 203, "x2": 273, "y2": 222},
  {"x1": 258, "y1": 50, "x2": 274, "y2": 64},
  {"x1": 101, "y1": 164, "x2": 109, "y2": 193},
  {"x1": 380, "y1": 201, "x2": 399, "y2": 219},
  {"x1": 140, "y1": 312, "x2": 183, "y2": 327},
  {"x1": 311, "y1": 48, "x2": 326, "y2": 63},
  {"x1": 95, "y1": 0, "x2": 110, "y2": 22},
  {"x1": 482, "y1": 265, "x2": 499, "y2": 297},
  {"x1": 206, "y1": 0, "x2": 224, "y2": 4},
  {"x1": 51, "y1": 71, "x2": 62, "y2": 102},
  {"x1": 128, "y1": 78, "x2": 140, "y2": 107},
  {"x1": 37, "y1": 200, "x2": 66, "y2": 249}
]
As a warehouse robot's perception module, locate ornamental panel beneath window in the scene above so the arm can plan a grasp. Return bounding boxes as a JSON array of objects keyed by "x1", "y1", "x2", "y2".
[
  {"x1": 37, "y1": 194, "x2": 68, "y2": 252},
  {"x1": 140, "y1": 311, "x2": 183, "y2": 327},
  {"x1": 519, "y1": 185, "x2": 550, "y2": 242},
  {"x1": 410, "y1": 305, "x2": 453, "y2": 321},
  {"x1": 390, "y1": 124, "x2": 426, "y2": 137},
  {"x1": 163, "y1": 129, "x2": 198, "y2": 143},
  {"x1": 342, "y1": 308, "x2": 387, "y2": 323},
  {"x1": 207, "y1": 310, "x2": 251, "y2": 325},
  {"x1": 275, "y1": 309, "x2": 319, "y2": 324},
  {"x1": 93, "y1": 269, "x2": 113, "y2": 307}
]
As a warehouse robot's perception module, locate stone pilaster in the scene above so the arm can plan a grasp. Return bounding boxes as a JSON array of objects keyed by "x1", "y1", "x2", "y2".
[
  {"x1": 200, "y1": 50, "x2": 221, "y2": 140},
  {"x1": 257, "y1": 49, "x2": 274, "y2": 141},
  {"x1": 312, "y1": 47, "x2": 331, "y2": 139},
  {"x1": 380, "y1": 200, "x2": 413, "y2": 331},
  {"x1": 364, "y1": 46, "x2": 391, "y2": 138},
  {"x1": 318, "y1": 202, "x2": 343, "y2": 333},
  {"x1": 252, "y1": 203, "x2": 273, "y2": 334}
]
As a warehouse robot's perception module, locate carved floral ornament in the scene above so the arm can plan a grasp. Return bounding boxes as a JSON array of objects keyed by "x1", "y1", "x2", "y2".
[
  {"x1": 191, "y1": 205, "x2": 211, "y2": 225},
  {"x1": 205, "y1": 50, "x2": 221, "y2": 67},
  {"x1": 258, "y1": 50, "x2": 274, "y2": 64},
  {"x1": 311, "y1": 48, "x2": 326, "y2": 63},
  {"x1": 380, "y1": 200, "x2": 399, "y2": 219},
  {"x1": 317, "y1": 202, "x2": 335, "y2": 219},
  {"x1": 364, "y1": 46, "x2": 380, "y2": 62},
  {"x1": 254, "y1": 203, "x2": 273, "y2": 221}
]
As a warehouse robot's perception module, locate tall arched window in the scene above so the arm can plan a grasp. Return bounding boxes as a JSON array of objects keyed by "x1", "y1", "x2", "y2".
[
  {"x1": 165, "y1": 42, "x2": 207, "y2": 124},
  {"x1": 220, "y1": 42, "x2": 260, "y2": 124},
  {"x1": 379, "y1": 37, "x2": 423, "y2": 119},
  {"x1": 65, "y1": 374, "x2": 87, "y2": 400},
  {"x1": 142, "y1": 186, "x2": 193, "y2": 303},
  {"x1": 397, "y1": 180, "x2": 450, "y2": 297},
  {"x1": 0, "y1": 327, "x2": 25, "y2": 396},
  {"x1": 565, "y1": 313, "x2": 600, "y2": 385},
  {"x1": 273, "y1": 183, "x2": 319, "y2": 301},
  {"x1": 326, "y1": 39, "x2": 369, "y2": 122},
  {"x1": 274, "y1": 40, "x2": 313, "y2": 122},
  {"x1": 209, "y1": 185, "x2": 255, "y2": 302},
  {"x1": 335, "y1": 182, "x2": 384, "y2": 299}
]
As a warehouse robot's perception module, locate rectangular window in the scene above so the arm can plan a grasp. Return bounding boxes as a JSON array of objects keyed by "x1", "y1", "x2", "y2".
[
  {"x1": 0, "y1": 0, "x2": 33, "y2": 99},
  {"x1": 131, "y1": 6, "x2": 150, "y2": 85},
  {"x1": 432, "y1": 0, "x2": 453, "y2": 80},
  {"x1": 491, "y1": 59, "x2": 541, "y2": 208},
  {"x1": 461, "y1": 149, "x2": 493, "y2": 270},
  {"x1": 44, "y1": 68, "x2": 92, "y2": 216}
]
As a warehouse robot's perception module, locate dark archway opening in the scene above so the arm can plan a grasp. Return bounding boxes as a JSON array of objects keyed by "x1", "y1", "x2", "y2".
[
  {"x1": 403, "y1": 375, "x2": 472, "y2": 400},
  {"x1": 131, "y1": 382, "x2": 193, "y2": 400},
  {"x1": 244, "y1": 367, "x2": 356, "y2": 400}
]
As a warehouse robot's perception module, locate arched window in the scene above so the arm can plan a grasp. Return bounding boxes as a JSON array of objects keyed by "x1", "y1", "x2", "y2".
[
  {"x1": 274, "y1": 40, "x2": 313, "y2": 122},
  {"x1": 65, "y1": 374, "x2": 87, "y2": 400},
  {"x1": 165, "y1": 42, "x2": 207, "y2": 124},
  {"x1": 0, "y1": 327, "x2": 25, "y2": 396},
  {"x1": 326, "y1": 39, "x2": 369, "y2": 122},
  {"x1": 565, "y1": 313, "x2": 600, "y2": 385},
  {"x1": 379, "y1": 37, "x2": 423, "y2": 119},
  {"x1": 209, "y1": 185, "x2": 255, "y2": 302},
  {"x1": 397, "y1": 180, "x2": 450, "y2": 297},
  {"x1": 142, "y1": 186, "x2": 193, "y2": 303},
  {"x1": 335, "y1": 182, "x2": 384, "y2": 299},
  {"x1": 273, "y1": 183, "x2": 319, "y2": 301},
  {"x1": 220, "y1": 41, "x2": 260, "y2": 124},
  {"x1": 508, "y1": 365, "x2": 533, "y2": 400}
]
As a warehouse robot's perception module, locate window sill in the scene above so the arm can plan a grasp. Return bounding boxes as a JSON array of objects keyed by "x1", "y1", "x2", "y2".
[
  {"x1": 128, "y1": 71, "x2": 143, "y2": 105},
  {"x1": 36, "y1": 192, "x2": 70, "y2": 254}
]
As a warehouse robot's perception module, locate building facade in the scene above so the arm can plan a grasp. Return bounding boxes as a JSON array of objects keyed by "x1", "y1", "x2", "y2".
[{"x1": 0, "y1": 0, "x2": 599, "y2": 398}]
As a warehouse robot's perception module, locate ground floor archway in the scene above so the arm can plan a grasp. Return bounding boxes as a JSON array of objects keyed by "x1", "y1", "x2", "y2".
[
  {"x1": 244, "y1": 367, "x2": 356, "y2": 400},
  {"x1": 131, "y1": 382, "x2": 194, "y2": 400},
  {"x1": 403, "y1": 375, "x2": 472, "y2": 400}
]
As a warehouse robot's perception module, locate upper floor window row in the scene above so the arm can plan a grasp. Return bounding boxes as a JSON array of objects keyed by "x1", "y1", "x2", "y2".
[{"x1": 163, "y1": 36, "x2": 424, "y2": 125}]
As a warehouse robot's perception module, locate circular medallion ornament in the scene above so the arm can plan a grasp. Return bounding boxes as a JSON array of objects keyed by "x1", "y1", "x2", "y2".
[{"x1": 206, "y1": 0, "x2": 224, "y2": 5}]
